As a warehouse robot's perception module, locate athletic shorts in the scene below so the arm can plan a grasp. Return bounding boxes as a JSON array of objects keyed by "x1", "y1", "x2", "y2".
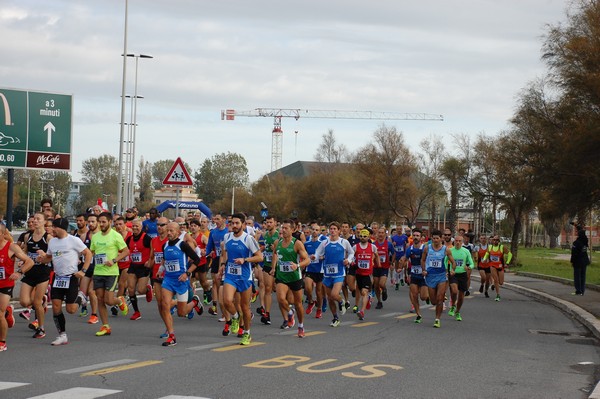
[
  {"x1": 323, "y1": 276, "x2": 345, "y2": 289},
  {"x1": 275, "y1": 278, "x2": 303, "y2": 291},
  {"x1": 151, "y1": 277, "x2": 163, "y2": 285},
  {"x1": 477, "y1": 266, "x2": 491, "y2": 273},
  {"x1": 455, "y1": 272, "x2": 469, "y2": 292},
  {"x1": 425, "y1": 272, "x2": 447, "y2": 288},
  {"x1": 346, "y1": 266, "x2": 356, "y2": 276},
  {"x1": 127, "y1": 264, "x2": 151, "y2": 278},
  {"x1": 372, "y1": 268, "x2": 389, "y2": 278},
  {"x1": 491, "y1": 266, "x2": 504, "y2": 272},
  {"x1": 356, "y1": 274, "x2": 372, "y2": 291},
  {"x1": 50, "y1": 275, "x2": 79, "y2": 303},
  {"x1": 410, "y1": 276, "x2": 426, "y2": 288},
  {"x1": 162, "y1": 277, "x2": 190, "y2": 300},
  {"x1": 195, "y1": 263, "x2": 208, "y2": 274},
  {"x1": 448, "y1": 273, "x2": 458, "y2": 285},
  {"x1": 209, "y1": 257, "x2": 220, "y2": 274},
  {"x1": 92, "y1": 275, "x2": 118, "y2": 292},
  {"x1": 224, "y1": 277, "x2": 252, "y2": 293},
  {"x1": 21, "y1": 265, "x2": 51, "y2": 287},
  {"x1": 0, "y1": 286, "x2": 14, "y2": 297},
  {"x1": 262, "y1": 265, "x2": 273, "y2": 274},
  {"x1": 304, "y1": 272, "x2": 323, "y2": 283}
]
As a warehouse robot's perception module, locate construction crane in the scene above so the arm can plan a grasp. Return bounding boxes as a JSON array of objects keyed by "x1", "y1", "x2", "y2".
[{"x1": 221, "y1": 108, "x2": 444, "y2": 171}]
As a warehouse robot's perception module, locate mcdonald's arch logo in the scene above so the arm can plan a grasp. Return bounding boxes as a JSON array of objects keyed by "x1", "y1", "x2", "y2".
[{"x1": 0, "y1": 93, "x2": 11, "y2": 126}]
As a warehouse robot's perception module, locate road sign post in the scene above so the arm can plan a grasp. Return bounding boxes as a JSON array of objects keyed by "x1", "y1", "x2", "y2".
[{"x1": 162, "y1": 157, "x2": 193, "y2": 216}]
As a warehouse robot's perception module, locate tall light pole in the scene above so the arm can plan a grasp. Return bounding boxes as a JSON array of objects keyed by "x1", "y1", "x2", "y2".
[{"x1": 117, "y1": 0, "x2": 129, "y2": 215}]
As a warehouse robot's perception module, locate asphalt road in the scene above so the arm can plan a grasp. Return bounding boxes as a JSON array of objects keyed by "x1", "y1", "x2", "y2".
[{"x1": 2, "y1": 283, "x2": 599, "y2": 399}]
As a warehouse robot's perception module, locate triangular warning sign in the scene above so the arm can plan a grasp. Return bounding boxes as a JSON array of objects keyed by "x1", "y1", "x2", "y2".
[{"x1": 162, "y1": 157, "x2": 193, "y2": 186}]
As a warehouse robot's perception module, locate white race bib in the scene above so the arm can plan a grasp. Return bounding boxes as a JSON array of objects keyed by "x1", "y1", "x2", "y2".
[
  {"x1": 490, "y1": 255, "x2": 500, "y2": 262},
  {"x1": 0, "y1": 267, "x2": 5, "y2": 280},
  {"x1": 357, "y1": 260, "x2": 370, "y2": 269},
  {"x1": 411, "y1": 264, "x2": 422, "y2": 274},
  {"x1": 264, "y1": 252, "x2": 273, "y2": 263},
  {"x1": 456, "y1": 259, "x2": 463, "y2": 267},
  {"x1": 164, "y1": 260, "x2": 180, "y2": 273},
  {"x1": 325, "y1": 264, "x2": 338, "y2": 274},
  {"x1": 379, "y1": 255, "x2": 386, "y2": 263},
  {"x1": 94, "y1": 253, "x2": 107, "y2": 265},
  {"x1": 430, "y1": 260, "x2": 442, "y2": 268},
  {"x1": 28, "y1": 252, "x2": 39, "y2": 262},
  {"x1": 121, "y1": 255, "x2": 130, "y2": 262},
  {"x1": 215, "y1": 247, "x2": 222, "y2": 257},
  {"x1": 279, "y1": 261, "x2": 293, "y2": 273},
  {"x1": 227, "y1": 262, "x2": 241, "y2": 276},
  {"x1": 131, "y1": 252, "x2": 142, "y2": 263},
  {"x1": 154, "y1": 252, "x2": 164, "y2": 264},
  {"x1": 53, "y1": 275, "x2": 71, "y2": 289}
]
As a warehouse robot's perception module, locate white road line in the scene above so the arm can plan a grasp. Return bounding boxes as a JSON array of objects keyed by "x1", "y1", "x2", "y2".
[
  {"x1": 0, "y1": 381, "x2": 30, "y2": 390},
  {"x1": 57, "y1": 359, "x2": 137, "y2": 374},
  {"x1": 379, "y1": 312, "x2": 404, "y2": 317},
  {"x1": 27, "y1": 387, "x2": 122, "y2": 399},
  {"x1": 187, "y1": 342, "x2": 231, "y2": 351}
]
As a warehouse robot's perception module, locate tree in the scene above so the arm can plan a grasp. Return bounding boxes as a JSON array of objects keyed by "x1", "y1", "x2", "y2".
[
  {"x1": 136, "y1": 157, "x2": 154, "y2": 212},
  {"x1": 314, "y1": 129, "x2": 349, "y2": 163},
  {"x1": 194, "y1": 152, "x2": 249, "y2": 206},
  {"x1": 440, "y1": 156, "x2": 465, "y2": 234},
  {"x1": 418, "y1": 135, "x2": 447, "y2": 231},
  {"x1": 74, "y1": 154, "x2": 118, "y2": 213}
]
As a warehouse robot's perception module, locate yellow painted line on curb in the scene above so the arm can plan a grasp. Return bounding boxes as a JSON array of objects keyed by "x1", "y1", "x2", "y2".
[
  {"x1": 81, "y1": 360, "x2": 162, "y2": 376},
  {"x1": 396, "y1": 313, "x2": 417, "y2": 319},
  {"x1": 212, "y1": 342, "x2": 265, "y2": 352},
  {"x1": 303, "y1": 331, "x2": 326, "y2": 337},
  {"x1": 351, "y1": 322, "x2": 379, "y2": 328}
]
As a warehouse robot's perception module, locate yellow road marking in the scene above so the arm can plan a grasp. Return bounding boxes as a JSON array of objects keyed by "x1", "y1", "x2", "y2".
[
  {"x1": 303, "y1": 331, "x2": 326, "y2": 337},
  {"x1": 81, "y1": 360, "x2": 162, "y2": 376},
  {"x1": 351, "y1": 322, "x2": 378, "y2": 328},
  {"x1": 396, "y1": 313, "x2": 417, "y2": 319},
  {"x1": 213, "y1": 342, "x2": 265, "y2": 351}
]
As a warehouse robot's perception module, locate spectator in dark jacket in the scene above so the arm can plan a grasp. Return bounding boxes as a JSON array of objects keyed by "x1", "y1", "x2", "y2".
[{"x1": 570, "y1": 228, "x2": 590, "y2": 295}]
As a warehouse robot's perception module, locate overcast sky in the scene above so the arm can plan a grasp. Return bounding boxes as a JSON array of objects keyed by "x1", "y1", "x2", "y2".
[{"x1": 1, "y1": 0, "x2": 568, "y2": 183}]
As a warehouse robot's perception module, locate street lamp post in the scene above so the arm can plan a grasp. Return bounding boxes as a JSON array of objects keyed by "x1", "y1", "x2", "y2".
[{"x1": 117, "y1": 0, "x2": 129, "y2": 215}]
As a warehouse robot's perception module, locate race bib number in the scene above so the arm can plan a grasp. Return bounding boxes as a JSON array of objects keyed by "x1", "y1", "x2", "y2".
[
  {"x1": 28, "y1": 252, "x2": 39, "y2": 262},
  {"x1": 279, "y1": 261, "x2": 293, "y2": 273},
  {"x1": 430, "y1": 260, "x2": 442, "y2": 268},
  {"x1": 394, "y1": 246, "x2": 403, "y2": 253},
  {"x1": 215, "y1": 247, "x2": 222, "y2": 257},
  {"x1": 325, "y1": 264, "x2": 338, "y2": 274},
  {"x1": 131, "y1": 252, "x2": 142, "y2": 263},
  {"x1": 164, "y1": 260, "x2": 180, "y2": 273},
  {"x1": 154, "y1": 252, "x2": 164, "y2": 264},
  {"x1": 120, "y1": 255, "x2": 130, "y2": 262},
  {"x1": 357, "y1": 260, "x2": 370, "y2": 270},
  {"x1": 227, "y1": 262, "x2": 241, "y2": 276},
  {"x1": 490, "y1": 255, "x2": 500, "y2": 262},
  {"x1": 411, "y1": 264, "x2": 422, "y2": 274},
  {"x1": 53, "y1": 275, "x2": 71, "y2": 289},
  {"x1": 94, "y1": 253, "x2": 107, "y2": 265},
  {"x1": 456, "y1": 259, "x2": 463, "y2": 267},
  {"x1": 0, "y1": 267, "x2": 5, "y2": 280},
  {"x1": 379, "y1": 255, "x2": 386, "y2": 263},
  {"x1": 264, "y1": 251, "x2": 273, "y2": 263}
]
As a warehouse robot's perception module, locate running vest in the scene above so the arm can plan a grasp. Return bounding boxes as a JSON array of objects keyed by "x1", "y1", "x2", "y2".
[
  {"x1": 194, "y1": 232, "x2": 208, "y2": 266},
  {"x1": 117, "y1": 231, "x2": 132, "y2": 270},
  {"x1": 406, "y1": 243, "x2": 425, "y2": 277},
  {"x1": 127, "y1": 232, "x2": 151, "y2": 265},
  {"x1": 223, "y1": 232, "x2": 256, "y2": 282},
  {"x1": 26, "y1": 232, "x2": 49, "y2": 267},
  {"x1": 263, "y1": 230, "x2": 279, "y2": 268},
  {"x1": 321, "y1": 239, "x2": 348, "y2": 278},
  {"x1": 354, "y1": 242, "x2": 375, "y2": 276},
  {"x1": 151, "y1": 235, "x2": 168, "y2": 279},
  {"x1": 487, "y1": 245, "x2": 504, "y2": 269},
  {"x1": 426, "y1": 244, "x2": 446, "y2": 274},
  {"x1": 476, "y1": 244, "x2": 489, "y2": 268},
  {"x1": 73, "y1": 230, "x2": 92, "y2": 266},
  {"x1": 391, "y1": 234, "x2": 408, "y2": 257},
  {"x1": 0, "y1": 241, "x2": 15, "y2": 288},
  {"x1": 275, "y1": 237, "x2": 301, "y2": 283},
  {"x1": 375, "y1": 240, "x2": 392, "y2": 269},
  {"x1": 304, "y1": 237, "x2": 325, "y2": 273},
  {"x1": 162, "y1": 239, "x2": 188, "y2": 279}
]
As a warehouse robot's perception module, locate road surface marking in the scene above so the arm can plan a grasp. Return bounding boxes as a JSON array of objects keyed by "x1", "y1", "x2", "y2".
[
  {"x1": 351, "y1": 322, "x2": 379, "y2": 327},
  {"x1": 0, "y1": 382, "x2": 30, "y2": 391},
  {"x1": 57, "y1": 359, "x2": 138, "y2": 374},
  {"x1": 188, "y1": 342, "x2": 231, "y2": 351},
  {"x1": 81, "y1": 360, "x2": 162, "y2": 376},
  {"x1": 396, "y1": 313, "x2": 417, "y2": 319},
  {"x1": 28, "y1": 387, "x2": 122, "y2": 398},
  {"x1": 213, "y1": 342, "x2": 265, "y2": 352}
]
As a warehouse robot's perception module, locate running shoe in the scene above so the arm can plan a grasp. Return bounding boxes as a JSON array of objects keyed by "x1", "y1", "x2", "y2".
[
  {"x1": 117, "y1": 296, "x2": 129, "y2": 315},
  {"x1": 33, "y1": 328, "x2": 46, "y2": 339},
  {"x1": 448, "y1": 306, "x2": 456, "y2": 317},
  {"x1": 187, "y1": 310, "x2": 194, "y2": 320},
  {"x1": 222, "y1": 321, "x2": 231, "y2": 336},
  {"x1": 237, "y1": 327, "x2": 244, "y2": 338},
  {"x1": 495, "y1": 295, "x2": 501, "y2": 302},
  {"x1": 306, "y1": 301, "x2": 316, "y2": 315},
  {"x1": 79, "y1": 307, "x2": 88, "y2": 317},
  {"x1": 425, "y1": 298, "x2": 430, "y2": 305},
  {"x1": 330, "y1": 317, "x2": 340, "y2": 327},
  {"x1": 465, "y1": 290, "x2": 470, "y2": 297},
  {"x1": 170, "y1": 305, "x2": 177, "y2": 315},
  {"x1": 218, "y1": 316, "x2": 226, "y2": 322},
  {"x1": 19, "y1": 309, "x2": 31, "y2": 321},
  {"x1": 357, "y1": 310, "x2": 364, "y2": 321},
  {"x1": 455, "y1": 312, "x2": 462, "y2": 321},
  {"x1": 366, "y1": 296, "x2": 372, "y2": 310},
  {"x1": 395, "y1": 283, "x2": 399, "y2": 291},
  {"x1": 160, "y1": 331, "x2": 169, "y2": 339},
  {"x1": 433, "y1": 319, "x2": 441, "y2": 328},
  {"x1": 230, "y1": 316, "x2": 240, "y2": 334},
  {"x1": 491, "y1": 285, "x2": 495, "y2": 291},
  {"x1": 287, "y1": 311, "x2": 295, "y2": 328},
  {"x1": 0, "y1": 342, "x2": 6, "y2": 351},
  {"x1": 297, "y1": 326, "x2": 305, "y2": 338},
  {"x1": 95, "y1": 325, "x2": 111, "y2": 336},
  {"x1": 130, "y1": 311, "x2": 142, "y2": 321},
  {"x1": 280, "y1": 320, "x2": 290, "y2": 330},
  {"x1": 28, "y1": 320, "x2": 39, "y2": 330},
  {"x1": 76, "y1": 291, "x2": 88, "y2": 306},
  {"x1": 352, "y1": 305, "x2": 358, "y2": 313},
  {"x1": 208, "y1": 305, "x2": 217, "y2": 315},
  {"x1": 485, "y1": 291, "x2": 490, "y2": 298},
  {"x1": 206, "y1": 290, "x2": 212, "y2": 304},
  {"x1": 88, "y1": 314, "x2": 99, "y2": 324},
  {"x1": 339, "y1": 301, "x2": 347, "y2": 315},
  {"x1": 479, "y1": 284, "x2": 484, "y2": 293},
  {"x1": 382, "y1": 288, "x2": 388, "y2": 301},
  {"x1": 261, "y1": 312, "x2": 271, "y2": 325},
  {"x1": 51, "y1": 333, "x2": 68, "y2": 346},
  {"x1": 415, "y1": 315, "x2": 422, "y2": 324},
  {"x1": 375, "y1": 301, "x2": 383, "y2": 309},
  {"x1": 409, "y1": 304, "x2": 415, "y2": 313},
  {"x1": 256, "y1": 306, "x2": 265, "y2": 316},
  {"x1": 162, "y1": 334, "x2": 177, "y2": 347},
  {"x1": 240, "y1": 332, "x2": 251, "y2": 345},
  {"x1": 400, "y1": 278, "x2": 405, "y2": 287},
  {"x1": 315, "y1": 309, "x2": 322, "y2": 319},
  {"x1": 338, "y1": 300, "x2": 344, "y2": 312},
  {"x1": 251, "y1": 290, "x2": 259, "y2": 303},
  {"x1": 192, "y1": 295, "x2": 203, "y2": 315},
  {"x1": 345, "y1": 302, "x2": 350, "y2": 311},
  {"x1": 110, "y1": 305, "x2": 118, "y2": 316},
  {"x1": 145, "y1": 284, "x2": 153, "y2": 302},
  {"x1": 322, "y1": 302, "x2": 327, "y2": 313},
  {"x1": 5, "y1": 305, "x2": 14, "y2": 329}
]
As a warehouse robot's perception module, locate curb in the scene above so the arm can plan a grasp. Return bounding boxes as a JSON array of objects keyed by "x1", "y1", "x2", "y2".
[{"x1": 515, "y1": 271, "x2": 600, "y2": 293}]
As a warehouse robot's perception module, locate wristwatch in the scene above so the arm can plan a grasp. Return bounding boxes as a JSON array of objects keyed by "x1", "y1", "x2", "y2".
[
  {"x1": 112, "y1": 258, "x2": 117, "y2": 264},
  {"x1": 186, "y1": 272, "x2": 191, "y2": 277}
]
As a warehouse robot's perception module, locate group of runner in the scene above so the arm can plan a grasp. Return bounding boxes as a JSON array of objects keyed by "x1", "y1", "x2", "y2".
[{"x1": 0, "y1": 202, "x2": 512, "y2": 350}]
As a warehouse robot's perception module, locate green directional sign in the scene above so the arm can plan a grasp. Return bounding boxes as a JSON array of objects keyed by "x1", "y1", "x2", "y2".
[{"x1": 0, "y1": 87, "x2": 72, "y2": 170}]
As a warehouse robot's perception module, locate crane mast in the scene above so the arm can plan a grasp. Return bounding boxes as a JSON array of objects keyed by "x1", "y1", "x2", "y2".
[{"x1": 221, "y1": 108, "x2": 443, "y2": 171}]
